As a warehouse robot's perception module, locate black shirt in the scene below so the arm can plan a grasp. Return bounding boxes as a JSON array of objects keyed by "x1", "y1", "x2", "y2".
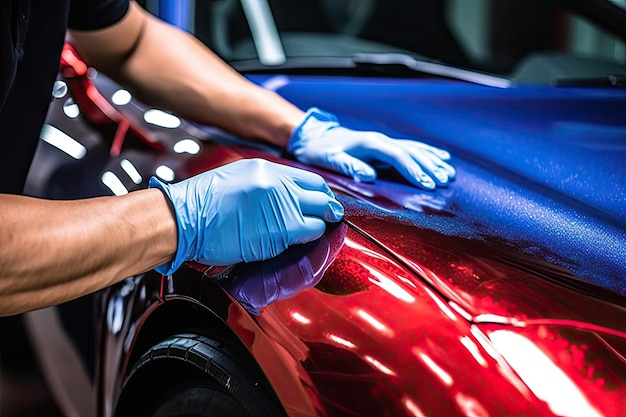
[{"x1": 0, "y1": 0, "x2": 129, "y2": 194}]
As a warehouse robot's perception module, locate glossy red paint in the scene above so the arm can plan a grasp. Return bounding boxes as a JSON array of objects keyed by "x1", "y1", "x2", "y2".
[
  {"x1": 478, "y1": 323, "x2": 626, "y2": 417},
  {"x1": 203, "y1": 227, "x2": 558, "y2": 416},
  {"x1": 343, "y1": 215, "x2": 626, "y2": 331},
  {"x1": 342, "y1": 212, "x2": 626, "y2": 413},
  {"x1": 216, "y1": 224, "x2": 624, "y2": 416}
]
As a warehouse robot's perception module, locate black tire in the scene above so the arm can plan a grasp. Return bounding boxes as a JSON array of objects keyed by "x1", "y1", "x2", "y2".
[
  {"x1": 150, "y1": 380, "x2": 250, "y2": 417},
  {"x1": 116, "y1": 334, "x2": 285, "y2": 417}
]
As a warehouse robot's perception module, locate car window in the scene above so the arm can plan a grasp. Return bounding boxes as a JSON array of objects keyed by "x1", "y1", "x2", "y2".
[{"x1": 142, "y1": 0, "x2": 626, "y2": 84}]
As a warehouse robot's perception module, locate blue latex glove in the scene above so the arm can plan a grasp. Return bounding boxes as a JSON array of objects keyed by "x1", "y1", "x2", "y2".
[
  {"x1": 288, "y1": 108, "x2": 456, "y2": 190},
  {"x1": 149, "y1": 158, "x2": 344, "y2": 274}
]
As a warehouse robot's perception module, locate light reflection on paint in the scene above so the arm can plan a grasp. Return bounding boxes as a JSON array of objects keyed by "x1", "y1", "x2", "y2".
[
  {"x1": 40, "y1": 124, "x2": 86, "y2": 159},
  {"x1": 155, "y1": 165, "x2": 175, "y2": 182},
  {"x1": 413, "y1": 348, "x2": 453, "y2": 387},
  {"x1": 397, "y1": 274, "x2": 417, "y2": 289},
  {"x1": 290, "y1": 311, "x2": 311, "y2": 325},
  {"x1": 63, "y1": 99, "x2": 80, "y2": 119},
  {"x1": 454, "y1": 392, "x2": 489, "y2": 417},
  {"x1": 459, "y1": 336, "x2": 488, "y2": 368},
  {"x1": 123, "y1": 323, "x2": 136, "y2": 353},
  {"x1": 261, "y1": 75, "x2": 290, "y2": 91},
  {"x1": 344, "y1": 237, "x2": 390, "y2": 262},
  {"x1": 489, "y1": 330, "x2": 602, "y2": 417},
  {"x1": 112, "y1": 89, "x2": 132, "y2": 105},
  {"x1": 106, "y1": 295, "x2": 124, "y2": 335},
  {"x1": 403, "y1": 397, "x2": 427, "y2": 417},
  {"x1": 143, "y1": 109, "x2": 182, "y2": 129},
  {"x1": 448, "y1": 301, "x2": 473, "y2": 321},
  {"x1": 423, "y1": 287, "x2": 457, "y2": 321},
  {"x1": 355, "y1": 309, "x2": 394, "y2": 337},
  {"x1": 326, "y1": 333, "x2": 356, "y2": 349},
  {"x1": 473, "y1": 313, "x2": 524, "y2": 326},
  {"x1": 120, "y1": 159, "x2": 142, "y2": 184},
  {"x1": 101, "y1": 171, "x2": 128, "y2": 196},
  {"x1": 364, "y1": 264, "x2": 415, "y2": 303},
  {"x1": 469, "y1": 326, "x2": 531, "y2": 396},
  {"x1": 52, "y1": 80, "x2": 68, "y2": 98},
  {"x1": 364, "y1": 355, "x2": 395, "y2": 376},
  {"x1": 173, "y1": 138, "x2": 201, "y2": 155}
]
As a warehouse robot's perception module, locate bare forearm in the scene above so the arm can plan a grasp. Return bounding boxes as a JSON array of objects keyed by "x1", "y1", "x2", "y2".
[
  {"x1": 71, "y1": 3, "x2": 303, "y2": 147},
  {"x1": 0, "y1": 189, "x2": 176, "y2": 316},
  {"x1": 120, "y1": 19, "x2": 303, "y2": 145}
]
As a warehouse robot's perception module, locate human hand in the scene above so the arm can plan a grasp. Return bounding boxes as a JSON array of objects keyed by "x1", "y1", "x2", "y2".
[
  {"x1": 288, "y1": 108, "x2": 456, "y2": 190},
  {"x1": 149, "y1": 158, "x2": 344, "y2": 274}
]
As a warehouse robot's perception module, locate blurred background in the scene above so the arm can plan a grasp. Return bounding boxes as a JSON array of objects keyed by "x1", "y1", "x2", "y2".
[{"x1": 141, "y1": 0, "x2": 626, "y2": 78}]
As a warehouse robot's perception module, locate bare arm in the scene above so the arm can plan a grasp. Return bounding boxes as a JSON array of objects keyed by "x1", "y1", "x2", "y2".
[
  {"x1": 0, "y1": 190, "x2": 177, "y2": 316},
  {"x1": 70, "y1": 2, "x2": 304, "y2": 147},
  {"x1": 0, "y1": 3, "x2": 322, "y2": 316}
]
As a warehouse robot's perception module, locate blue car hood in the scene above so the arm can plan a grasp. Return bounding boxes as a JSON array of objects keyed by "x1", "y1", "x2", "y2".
[{"x1": 250, "y1": 75, "x2": 626, "y2": 295}]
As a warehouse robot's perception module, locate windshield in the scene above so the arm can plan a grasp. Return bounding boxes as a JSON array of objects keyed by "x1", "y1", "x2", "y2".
[{"x1": 144, "y1": 0, "x2": 626, "y2": 84}]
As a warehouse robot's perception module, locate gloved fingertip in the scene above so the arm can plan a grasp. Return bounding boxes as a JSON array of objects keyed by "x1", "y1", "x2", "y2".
[
  {"x1": 324, "y1": 199, "x2": 344, "y2": 222},
  {"x1": 353, "y1": 172, "x2": 376, "y2": 183},
  {"x1": 433, "y1": 169, "x2": 449, "y2": 185},
  {"x1": 418, "y1": 173, "x2": 436, "y2": 190},
  {"x1": 446, "y1": 165, "x2": 457, "y2": 179},
  {"x1": 351, "y1": 165, "x2": 377, "y2": 183}
]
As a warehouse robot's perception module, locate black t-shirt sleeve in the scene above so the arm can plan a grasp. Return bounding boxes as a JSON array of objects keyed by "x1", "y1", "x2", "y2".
[{"x1": 68, "y1": 0, "x2": 130, "y2": 31}]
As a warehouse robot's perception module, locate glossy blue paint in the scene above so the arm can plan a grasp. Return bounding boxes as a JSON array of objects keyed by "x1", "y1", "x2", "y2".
[
  {"x1": 251, "y1": 75, "x2": 626, "y2": 295},
  {"x1": 158, "y1": 0, "x2": 193, "y2": 31}
]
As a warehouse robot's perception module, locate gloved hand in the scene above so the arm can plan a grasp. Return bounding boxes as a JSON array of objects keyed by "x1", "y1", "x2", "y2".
[
  {"x1": 149, "y1": 158, "x2": 344, "y2": 275},
  {"x1": 288, "y1": 108, "x2": 456, "y2": 190}
]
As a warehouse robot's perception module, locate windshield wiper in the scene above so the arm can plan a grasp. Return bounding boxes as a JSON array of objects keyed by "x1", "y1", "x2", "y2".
[
  {"x1": 234, "y1": 52, "x2": 513, "y2": 87},
  {"x1": 352, "y1": 53, "x2": 512, "y2": 88}
]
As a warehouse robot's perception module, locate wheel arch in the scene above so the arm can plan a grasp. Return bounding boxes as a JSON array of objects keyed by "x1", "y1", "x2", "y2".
[
  {"x1": 122, "y1": 299, "x2": 238, "y2": 372},
  {"x1": 112, "y1": 299, "x2": 284, "y2": 417}
]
